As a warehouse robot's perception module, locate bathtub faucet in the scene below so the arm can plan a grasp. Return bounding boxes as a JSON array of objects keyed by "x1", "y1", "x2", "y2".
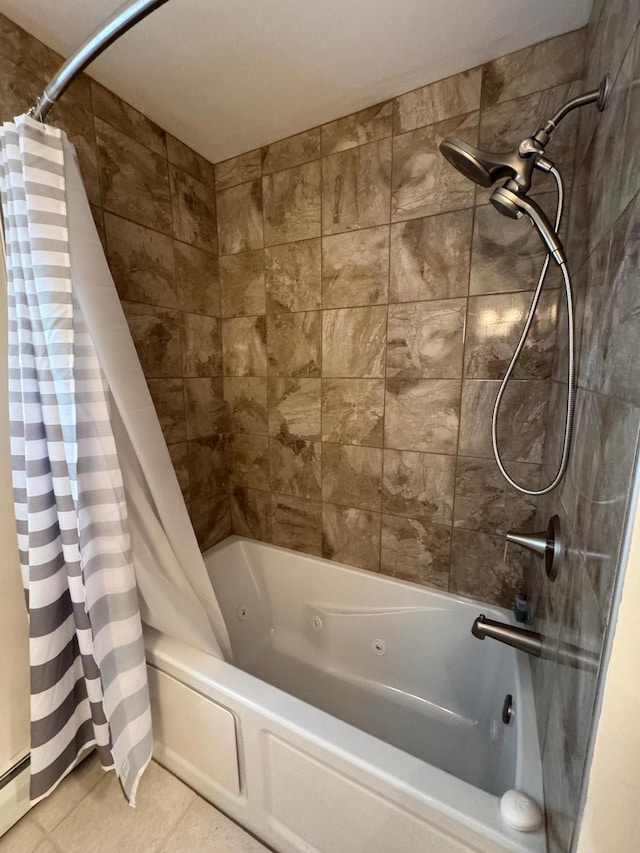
[{"x1": 471, "y1": 614, "x2": 599, "y2": 673}]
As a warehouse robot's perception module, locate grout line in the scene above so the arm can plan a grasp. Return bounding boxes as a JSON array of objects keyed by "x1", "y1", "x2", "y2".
[
  {"x1": 447, "y1": 179, "x2": 477, "y2": 588},
  {"x1": 219, "y1": 204, "x2": 475, "y2": 256},
  {"x1": 378, "y1": 124, "x2": 394, "y2": 574},
  {"x1": 259, "y1": 156, "x2": 273, "y2": 541},
  {"x1": 319, "y1": 149, "x2": 326, "y2": 556}
]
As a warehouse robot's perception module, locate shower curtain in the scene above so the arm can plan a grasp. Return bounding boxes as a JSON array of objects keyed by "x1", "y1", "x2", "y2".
[{"x1": 1, "y1": 115, "x2": 230, "y2": 805}]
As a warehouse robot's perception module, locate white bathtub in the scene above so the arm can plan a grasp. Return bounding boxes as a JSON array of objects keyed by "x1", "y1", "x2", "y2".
[{"x1": 144, "y1": 536, "x2": 545, "y2": 853}]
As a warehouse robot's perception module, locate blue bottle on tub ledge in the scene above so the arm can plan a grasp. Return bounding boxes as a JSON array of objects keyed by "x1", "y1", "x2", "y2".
[{"x1": 514, "y1": 593, "x2": 529, "y2": 624}]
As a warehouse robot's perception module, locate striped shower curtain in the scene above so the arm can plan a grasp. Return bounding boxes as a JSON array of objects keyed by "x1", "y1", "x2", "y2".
[{"x1": 1, "y1": 115, "x2": 152, "y2": 805}]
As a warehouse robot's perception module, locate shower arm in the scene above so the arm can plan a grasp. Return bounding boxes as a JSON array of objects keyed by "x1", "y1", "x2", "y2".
[
  {"x1": 530, "y1": 75, "x2": 610, "y2": 149},
  {"x1": 29, "y1": 0, "x2": 170, "y2": 122}
]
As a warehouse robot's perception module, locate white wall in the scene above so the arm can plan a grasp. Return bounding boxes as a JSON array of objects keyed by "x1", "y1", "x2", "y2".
[
  {"x1": 577, "y1": 480, "x2": 640, "y2": 851},
  {"x1": 0, "y1": 253, "x2": 30, "y2": 776}
]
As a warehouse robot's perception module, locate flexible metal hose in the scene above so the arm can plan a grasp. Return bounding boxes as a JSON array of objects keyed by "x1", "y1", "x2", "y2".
[{"x1": 491, "y1": 167, "x2": 575, "y2": 495}]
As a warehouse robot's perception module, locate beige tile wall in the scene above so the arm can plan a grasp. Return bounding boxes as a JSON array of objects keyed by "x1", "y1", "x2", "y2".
[
  {"x1": 0, "y1": 12, "x2": 586, "y2": 606},
  {"x1": 0, "y1": 13, "x2": 229, "y2": 551},
  {"x1": 215, "y1": 27, "x2": 586, "y2": 607},
  {"x1": 528, "y1": 2, "x2": 640, "y2": 848}
]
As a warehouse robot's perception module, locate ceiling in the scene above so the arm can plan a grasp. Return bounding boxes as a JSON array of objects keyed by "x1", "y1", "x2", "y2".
[{"x1": 0, "y1": 0, "x2": 592, "y2": 164}]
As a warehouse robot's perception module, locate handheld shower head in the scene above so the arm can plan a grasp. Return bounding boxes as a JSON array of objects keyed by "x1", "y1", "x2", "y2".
[{"x1": 491, "y1": 186, "x2": 566, "y2": 265}]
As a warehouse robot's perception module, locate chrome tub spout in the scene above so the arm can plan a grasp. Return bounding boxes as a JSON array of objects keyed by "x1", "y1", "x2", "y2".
[{"x1": 471, "y1": 614, "x2": 599, "y2": 673}]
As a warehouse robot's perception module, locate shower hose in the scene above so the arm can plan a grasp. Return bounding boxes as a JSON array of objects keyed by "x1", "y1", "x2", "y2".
[{"x1": 491, "y1": 166, "x2": 575, "y2": 496}]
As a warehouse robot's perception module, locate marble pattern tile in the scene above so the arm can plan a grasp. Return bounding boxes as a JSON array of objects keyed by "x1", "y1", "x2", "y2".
[
  {"x1": 189, "y1": 492, "x2": 231, "y2": 550},
  {"x1": 169, "y1": 442, "x2": 190, "y2": 502},
  {"x1": 90, "y1": 204, "x2": 106, "y2": 252},
  {"x1": 265, "y1": 238, "x2": 322, "y2": 313},
  {"x1": 454, "y1": 456, "x2": 539, "y2": 535},
  {"x1": 222, "y1": 315, "x2": 268, "y2": 376},
  {"x1": 271, "y1": 494, "x2": 322, "y2": 556},
  {"x1": 482, "y1": 29, "x2": 586, "y2": 107},
  {"x1": 563, "y1": 161, "x2": 595, "y2": 275},
  {"x1": 263, "y1": 161, "x2": 322, "y2": 245},
  {"x1": 322, "y1": 226, "x2": 389, "y2": 309},
  {"x1": 458, "y1": 379, "x2": 550, "y2": 463},
  {"x1": 386, "y1": 298, "x2": 465, "y2": 379},
  {"x1": 619, "y1": 28, "x2": 640, "y2": 214},
  {"x1": 464, "y1": 291, "x2": 558, "y2": 380},
  {"x1": 322, "y1": 138, "x2": 391, "y2": 234},
  {"x1": 0, "y1": 52, "x2": 42, "y2": 122},
  {"x1": 568, "y1": 391, "x2": 640, "y2": 617},
  {"x1": 551, "y1": 575, "x2": 604, "y2": 820},
  {"x1": 394, "y1": 68, "x2": 482, "y2": 134},
  {"x1": 217, "y1": 180, "x2": 263, "y2": 254},
  {"x1": 582, "y1": 75, "x2": 628, "y2": 253},
  {"x1": 0, "y1": 12, "x2": 61, "y2": 82},
  {"x1": 224, "y1": 377, "x2": 268, "y2": 435},
  {"x1": 583, "y1": 0, "x2": 640, "y2": 96},
  {"x1": 219, "y1": 250, "x2": 266, "y2": 317},
  {"x1": 579, "y1": 191, "x2": 640, "y2": 406},
  {"x1": 175, "y1": 241, "x2": 220, "y2": 316},
  {"x1": 91, "y1": 81, "x2": 166, "y2": 155},
  {"x1": 262, "y1": 127, "x2": 321, "y2": 174},
  {"x1": 187, "y1": 435, "x2": 227, "y2": 499},
  {"x1": 392, "y1": 111, "x2": 478, "y2": 221},
  {"x1": 321, "y1": 101, "x2": 393, "y2": 155},
  {"x1": 380, "y1": 515, "x2": 451, "y2": 589},
  {"x1": 321, "y1": 378, "x2": 384, "y2": 447},
  {"x1": 322, "y1": 306, "x2": 387, "y2": 377},
  {"x1": 268, "y1": 378, "x2": 321, "y2": 440},
  {"x1": 51, "y1": 76, "x2": 101, "y2": 207},
  {"x1": 381, "y1": 449, "x2": 455, "y2": 523},
  {"x1": 449, "y1": 529, "x2": 526, "y2": 607},
  {"x1": 322, "y1": 504, "x2": 381, "y2": 570},
  {"x1": 540, "y1": 684, "x2": 581, "y2": 853},
  {"x1": 469, "y1": 196, "x2": 560, "y2": 295},
  {"x1": 215, "y1": 148, "x2": 262, "y2": 191},
  {"x1": 321, "y1": 443, "x2": 382, "y2": 511},
  {"x1": 180, "y1": 313, "x2": 222, "y2": 377},
  {"x1": 389, "y1": 209, "x2": 473, "y2": 302},
  {"x1": 95, "y1": 117, "x2": 171, "y2": 234},
  {"x1": 184, "y1": 377, "x2": 227, "y2": 439},
  {"x1": 147, "y1": 378, "x2": 186, "y2": 444},
  {"x1": 123, "y1": 302, "x2": 181, "y2": 378},
  {"x1": 170, "y1": 165, "x2": 217, "y2": 253},
  {"x1": 384, "y1": 379, "x2": 461, "y2": 454},
  {"x1": 229, "y1": 434, "x2": 270, "y2": 489},
  {"x1": 269, "y1": 437, "x2": 322, "y2": 499},
  {"x1": 267, "y1": 311, "x2": 322, "y2": 377},
  {"x1": 231, "y1": 486, "x2": 272, "y2": 541},
  {"x1": 167, "y1": 134, "x2": 213, "y2": 186},
  {"x1": 105, "y1": 213, "x2": 176, "y2": 308}
]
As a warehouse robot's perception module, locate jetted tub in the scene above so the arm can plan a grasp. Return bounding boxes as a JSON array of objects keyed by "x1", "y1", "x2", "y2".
[{"x1": 144, "y1": 536, "x2": 545, "y2": 853}]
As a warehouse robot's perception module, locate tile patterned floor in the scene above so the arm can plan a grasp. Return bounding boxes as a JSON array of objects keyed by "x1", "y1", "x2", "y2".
[{"x1": 0, "y1": 755, "x2": 271, "y2": 852}]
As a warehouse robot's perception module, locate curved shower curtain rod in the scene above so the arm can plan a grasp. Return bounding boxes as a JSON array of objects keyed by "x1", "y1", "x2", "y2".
[{"x1": 30, "y1": 0, "x2": 170, "y2": 122}]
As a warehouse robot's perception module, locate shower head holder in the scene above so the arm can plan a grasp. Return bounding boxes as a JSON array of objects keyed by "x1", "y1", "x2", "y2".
[{"x1": 439, "y1": 75, "x2": 610, "y2": 195}]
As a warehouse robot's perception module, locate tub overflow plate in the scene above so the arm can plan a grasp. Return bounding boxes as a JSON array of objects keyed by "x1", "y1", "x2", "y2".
[{"x1": 502, "y1": 693, "x2": 514, "y2": 724}]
